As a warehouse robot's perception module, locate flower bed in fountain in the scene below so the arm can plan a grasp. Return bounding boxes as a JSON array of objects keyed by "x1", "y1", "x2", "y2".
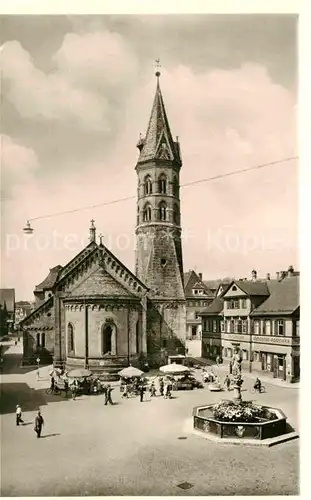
[{"x1": 193, "y1": 400, "x2": 287, "y2": 440}]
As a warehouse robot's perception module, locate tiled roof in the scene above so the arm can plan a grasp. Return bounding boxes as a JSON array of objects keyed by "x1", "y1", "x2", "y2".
[
  {"x1": 203, "y1": 279, "x2": 232, "y2": 291},
  {"x1": 0, "y1": 288, "x2": 15, "y2": 313},
  {"x1": 200, "y1": 297, "x2": 224, "y2": 315},
  {"x1": 137, "y1": 79, "x2": 181, "y2": 164},
  {"x1": 251, "y1": 276, "x2": 299, "y2": 316},
  {"x1": 35, "y1": 265, "x2": 63, "y2": 291},
  {"x1": 230, "y1": 280, "x2": 270, "y2": 296},
  {"x1": 184, "y1": 271, "x2": 214, "y2": 298}
]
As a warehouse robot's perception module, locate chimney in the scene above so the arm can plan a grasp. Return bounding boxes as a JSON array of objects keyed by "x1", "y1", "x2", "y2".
[
  {"x1": 251, "y1": 269, "x2": 257, "y2": 281},
  {"x1": 288, "y1": 265, "x2": 294, "y2": 277},
  {"x1": 198, "y1": 272, "x2": 203, "y2": 281},
  {"x1": 89, "y1": 219, "x2": 96, "y2": 243},
  {"x1": 266, "y1": 273, "x2": 270, "y2": 280}
]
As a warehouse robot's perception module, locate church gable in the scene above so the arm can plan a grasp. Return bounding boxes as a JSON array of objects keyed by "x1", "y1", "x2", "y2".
[{"x1": 69, "y1": 267, "x2": 135, "y2": 298}]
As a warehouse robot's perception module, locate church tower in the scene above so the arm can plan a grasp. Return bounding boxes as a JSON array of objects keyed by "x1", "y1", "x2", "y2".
[{"x1": 135, "y1": 69, "x2": 186, "y2": 363}]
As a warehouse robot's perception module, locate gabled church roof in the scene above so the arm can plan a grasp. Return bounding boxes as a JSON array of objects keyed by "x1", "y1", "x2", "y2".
[{"x1": 137, "y1": 77, "x2": 181, "y2": 164}]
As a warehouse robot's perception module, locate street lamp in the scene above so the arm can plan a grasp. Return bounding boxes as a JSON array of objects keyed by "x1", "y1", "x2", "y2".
[{"x1": 23, "y1": 220, "x2": 34, "y2": 234}]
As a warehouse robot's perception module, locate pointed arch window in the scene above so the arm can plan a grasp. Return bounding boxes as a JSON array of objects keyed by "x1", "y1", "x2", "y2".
[
  {"x1": 172, "y1": 176, "x2": 179, "y2": 197},
  {"x1": 143, "y1": 203, "x2": 152, "y2": 222},
  {"x1": 68, "y1": 323, "x2": 75, "y2": 353},
  {"x1": 144, "y1": 175, "x2": 152, "y2": 195},
  {"x1": 158, "y1": 174, "x2": 167, "y2": 194},
  {"x1": 158, "y1": 201, "x2": 167, "y2": 221},
  {"x1": 173, "y1": 204, "x2": 180, "y2": 224}
]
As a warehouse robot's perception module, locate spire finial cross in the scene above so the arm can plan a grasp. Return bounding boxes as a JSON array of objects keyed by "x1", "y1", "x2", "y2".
[{"x1": 154, "y1": 58, "x2": 161, "y2": 78}]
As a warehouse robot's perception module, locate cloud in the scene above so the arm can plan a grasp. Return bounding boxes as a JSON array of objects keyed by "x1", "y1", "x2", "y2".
[
  {"x1": 0, "y1": 134, "x2": 39, "y2": 198},
  {"x1": 1, "y1": 30, "x2": 138, "y2": 132}
]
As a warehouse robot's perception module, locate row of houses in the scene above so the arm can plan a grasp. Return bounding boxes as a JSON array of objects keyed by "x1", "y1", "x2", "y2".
[
  {"x1": 184, "y1": 267, "x2": 300, "y2": 383},
  {"x1": 0, "y1": 288, "x2": 34, "y2": 336}
]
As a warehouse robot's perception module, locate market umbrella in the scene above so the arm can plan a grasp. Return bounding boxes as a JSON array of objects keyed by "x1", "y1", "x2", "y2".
[
  {"x1": 118, "y1": 366, "x2": 144, "y2": 378},
  {"x1": 67, "y1": 368, "x2": 92, "y2": 378},
  {"x1": 159, "y1": 363, "x2": 191, "y2": 375}
]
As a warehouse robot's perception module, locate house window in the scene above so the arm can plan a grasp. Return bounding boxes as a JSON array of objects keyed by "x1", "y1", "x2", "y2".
[
  {"x1": 144, "y1": 175, "x2": 152, "y2": 195},
  {"x1": 254, "y1": 320, "x2": 260, "y2": 335},
  {"x1": 241, "y1": 299, "x2": 247, "y2": 308},
  {"x1": 36, "y1": 333, "x2": 40, "y2": 348},
  {"x1": 158, "y1": 174, "x2": 167, "y2": 194},
  {"x1": 143, "y1": 204, "x2": 152, "y2": 222},
  {"x1": 234, "y1": 300, "x2": 239, "y2": 309},
  {"x1": 213, "y1": 320, "x2": 217, "y2": 333},
  {"x1": 237, "y1": 319, "x2": 243, "y2": 333},
  {"x1": 193, "y1": 289, "x2": 198, "y2": 295},
  {"x1": 243, "y1": 350, "x2": 248, "y2": 360},
  {"x1": 242, "y1": 320, "x2": 247, "y2": 333},
  {"x1": 158, "y1": 201, "x2": 167, "y2": 221},
  {"x1": 277, "y1": 320, "x2": 284, "y2": 336},
  {"x1": 232, "y1": 286, "x2": 237, "y2": 291},
  {"x1": 293, "y1": 320, "x2": 300, "y2": 337},
  {"x1": 253, "y1": 351, "x2": 260, "y2": 362},
  {"x1": 68, "y1": 323, "x2": 74, "y2": 353},
  {"x1": 41, "y1": 332, "x2": 46, "y2": 348},
  {"x1": 191, "y1": 326, "x2": 197, "y2": 337},
  {"x1": 265, "y1": 320, "x2": 271, "y2": 335},
  {"x1": 220, "y1": 321, "x2": 225, "y2": 332},
  {"x1": 226, "y1": 320, "x2": 231, "y2": 333}
]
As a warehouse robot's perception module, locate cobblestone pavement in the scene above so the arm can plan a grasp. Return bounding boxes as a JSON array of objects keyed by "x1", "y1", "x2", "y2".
[{"x1": 1, "y1": 344, "x2": 299, "y2": 496}]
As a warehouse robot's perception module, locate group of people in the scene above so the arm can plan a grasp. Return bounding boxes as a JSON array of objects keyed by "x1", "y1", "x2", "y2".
[
  {"x1": 16, "y1": 405, "x2": 44, "y2": 438},
  {"x1": 222, "y1": 374, "x2": 262, "y2": 392},
  {"x1": 121, "y1": 376, "x2": 173, "y2": 402}
]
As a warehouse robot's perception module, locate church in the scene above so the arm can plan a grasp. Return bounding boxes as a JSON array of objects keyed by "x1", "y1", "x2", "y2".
[{"x1": 21, "y1": 71, "x2": 187, "y2": 375}]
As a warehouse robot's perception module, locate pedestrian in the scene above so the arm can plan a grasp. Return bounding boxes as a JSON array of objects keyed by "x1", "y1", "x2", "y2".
[
  {"x1": 159, "y1": 378, "x2": 164, "y2": 396},
  {"x1": 34, "y1": 410, "x2": 44, "y2": 438},
  {"x1": 164, "y1": 384, "x2": 171, "y2": 399},
  {"x1": 105, "y1": 384, "x2": 114, "y2": 405},
  {"x1": 139, "y1": 385, "x2": 145, "y2": 402},
  {"x1": 122, "y1": 383, "x2": 128, "y2": 398},
  {"x1": 16, "y1": 405, "x2": 24, "y2": 426},
  {"x1": 224, "y1": 375, "x2": 231, "y2": 391},
  {"x1": 150, "y1": 382, "x2": 156, "y2": 397},
  {"x1": 36, "y1": 369, "x2": 40, "y2": 380},
  {"x1": 50, "y1": 376, "x2": 55, "y2": 393},
  {"x1": 64, "y1": 379, "x2": 69, "y2": 398}
]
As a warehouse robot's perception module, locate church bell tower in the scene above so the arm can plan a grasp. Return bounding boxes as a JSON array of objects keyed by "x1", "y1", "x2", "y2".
[{"x1": 135, "y1": 68, "x2": 186, "y2": 360}]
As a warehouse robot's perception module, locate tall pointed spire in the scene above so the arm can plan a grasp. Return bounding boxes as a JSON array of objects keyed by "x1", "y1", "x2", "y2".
[{"x1": 137, "y1": 68, "x2": 181, "y2": 165}]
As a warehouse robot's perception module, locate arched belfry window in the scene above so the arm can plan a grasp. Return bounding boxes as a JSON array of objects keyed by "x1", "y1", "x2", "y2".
[
  {"x1": 144, "y1": 175, "x2": 152, "y2": 195},
  {"x1": 143, "y1": 203, "x2": 152, "y2": 222},
  {"x1": 158, "y1": 174, "x2": 167, "y2": 194},
  {"x1": 158, "y1": 201, "x2": 167, "y2": 221},
  {"x1": 68, "y1": 323, "x2": 74, "y2": 353},
  {"x1": 173, "y1": 204, "x2": 180, "y2": 225},
  {"x1": 172, "y1": 176, "x2": 179, "y2": 197}
]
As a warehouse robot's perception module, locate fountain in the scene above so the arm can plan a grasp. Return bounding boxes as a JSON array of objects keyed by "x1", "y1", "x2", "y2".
[{"x1": 192, "y1": 348, "x2": 298, "y2": 446}]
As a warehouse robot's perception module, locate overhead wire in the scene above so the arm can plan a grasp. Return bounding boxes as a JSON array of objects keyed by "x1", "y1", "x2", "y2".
[{"x1": 29, "y1": 156, "x2": 298, "y2": 223}]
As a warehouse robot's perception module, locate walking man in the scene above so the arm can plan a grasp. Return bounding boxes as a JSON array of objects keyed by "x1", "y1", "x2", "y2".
[
  {"x1": 34, "y1": 410, "x2": 44, "y2": 438},
  {"x1": 64, "y1": 379, "x2": 69, "y2": 398},
  {"x1": 224, "y1": 375, "x2": 231, "y2": 391},
  {"x1": 16, "y1": 405, "x2": 24, "y2": 426},
  {"x1": 105, "y1": 385, "x2": 114, "y2": 405},
  {"x1": 139, "y1": 385, "x2": 145, "y2": 402},
  {"x1": 159, "y1": 378, "x2": 164, "y2": 396},
  {"x1": 150, "y1": 382, "x2": 156, "y2": 397},
  {"x1": 50, "y1": 376, "x2": 55, "y2": 394},
  {"x1": 122, "y1": 384, "x2": 128, "y2": 398}
]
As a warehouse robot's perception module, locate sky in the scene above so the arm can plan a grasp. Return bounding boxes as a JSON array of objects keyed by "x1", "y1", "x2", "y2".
[{"x1": 0, "y1": 14, "x2": 298, "y2": 300}]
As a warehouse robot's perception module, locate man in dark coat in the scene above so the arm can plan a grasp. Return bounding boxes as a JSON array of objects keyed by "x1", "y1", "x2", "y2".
[
  {"x1": 104, "y1": 385, "x2": 113, "y2": 405},
  {"x1": 34, "y1": 410, "x2": 44, "y2": 438},
  {"x1": 139, "y1": 385, "x2": 145, "y2": 402}
]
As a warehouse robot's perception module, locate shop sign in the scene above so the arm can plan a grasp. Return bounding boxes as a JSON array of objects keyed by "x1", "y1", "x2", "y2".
[
  {"x1": 222, "y1": 334, "x2": 250, "y2": 342},
  {"x1": 253, "y1": 335, "x2": 291, "y2": 345}
]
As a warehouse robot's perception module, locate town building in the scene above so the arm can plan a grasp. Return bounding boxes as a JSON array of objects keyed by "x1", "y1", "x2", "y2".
[
  {"x1": 0, "y1": 289, "x2": 15, "y2": 335},
  {"x1": 201, "y1": 267, "x2": 300, "y2": 382},
  {"x1": 15, "y1": 301, "x2": 34, "y2": 326},
  {"x1": 183, "y1": 270, "x2": 214, "y2": 357},
  {"x1": 20, "y1": 72, "x2": 187, "y2": 373}
]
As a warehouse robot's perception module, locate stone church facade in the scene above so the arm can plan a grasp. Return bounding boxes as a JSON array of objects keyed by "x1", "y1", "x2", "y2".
[{"x1": 21, "y1": 73, "x2": 186, "y2": 373}]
